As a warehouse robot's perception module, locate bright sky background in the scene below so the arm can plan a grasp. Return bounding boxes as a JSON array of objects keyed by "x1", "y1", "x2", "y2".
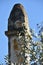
[{"x1": 0, "y1": 0, "x2": 43, "y2": 64}]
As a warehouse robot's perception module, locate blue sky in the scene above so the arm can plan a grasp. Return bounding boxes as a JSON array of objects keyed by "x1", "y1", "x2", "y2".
[{"x1": 0, "y1": 0, "x2": 43, "y2": 64}]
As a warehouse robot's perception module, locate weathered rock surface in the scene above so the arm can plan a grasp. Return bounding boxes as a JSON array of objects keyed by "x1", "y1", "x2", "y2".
[{"x1": 5, "y1": 3, "x2": 32, "y2": 65}]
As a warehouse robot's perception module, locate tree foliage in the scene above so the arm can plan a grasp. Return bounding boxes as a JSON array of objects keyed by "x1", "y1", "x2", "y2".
[
  {"x1": 1, "y1": 22, "x2": 43, "y2": 65},
  {"x1": 30, "y1": 22, "x2": 43, "y2": 65}
]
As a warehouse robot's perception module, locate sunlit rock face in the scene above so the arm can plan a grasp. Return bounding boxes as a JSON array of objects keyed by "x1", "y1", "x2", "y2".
[
  {"x1": 8, "y1": 3, "x2": 31, "y2": 36},
  {"x1": 5, "y1": 3, "x2": 32, "y2": 65}
]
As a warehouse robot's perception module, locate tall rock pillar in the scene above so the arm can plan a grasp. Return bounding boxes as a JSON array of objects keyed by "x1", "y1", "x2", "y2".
[{"x1": 5, "y1": 3, "x2": 32, "y2": 65}]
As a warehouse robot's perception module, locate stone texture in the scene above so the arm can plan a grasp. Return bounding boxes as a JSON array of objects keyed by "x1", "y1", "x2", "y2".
[{"x1": 5, "y1": 3, "x2": 32, "y2": 65}]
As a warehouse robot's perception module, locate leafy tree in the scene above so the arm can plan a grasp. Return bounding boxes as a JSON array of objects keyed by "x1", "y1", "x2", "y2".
[
  {"x1": 4, "y1": 22, "x2": 43, "y2": 65},
  {"x1": 30, "y1": 22, "x2": 43, "y2": 65}
]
